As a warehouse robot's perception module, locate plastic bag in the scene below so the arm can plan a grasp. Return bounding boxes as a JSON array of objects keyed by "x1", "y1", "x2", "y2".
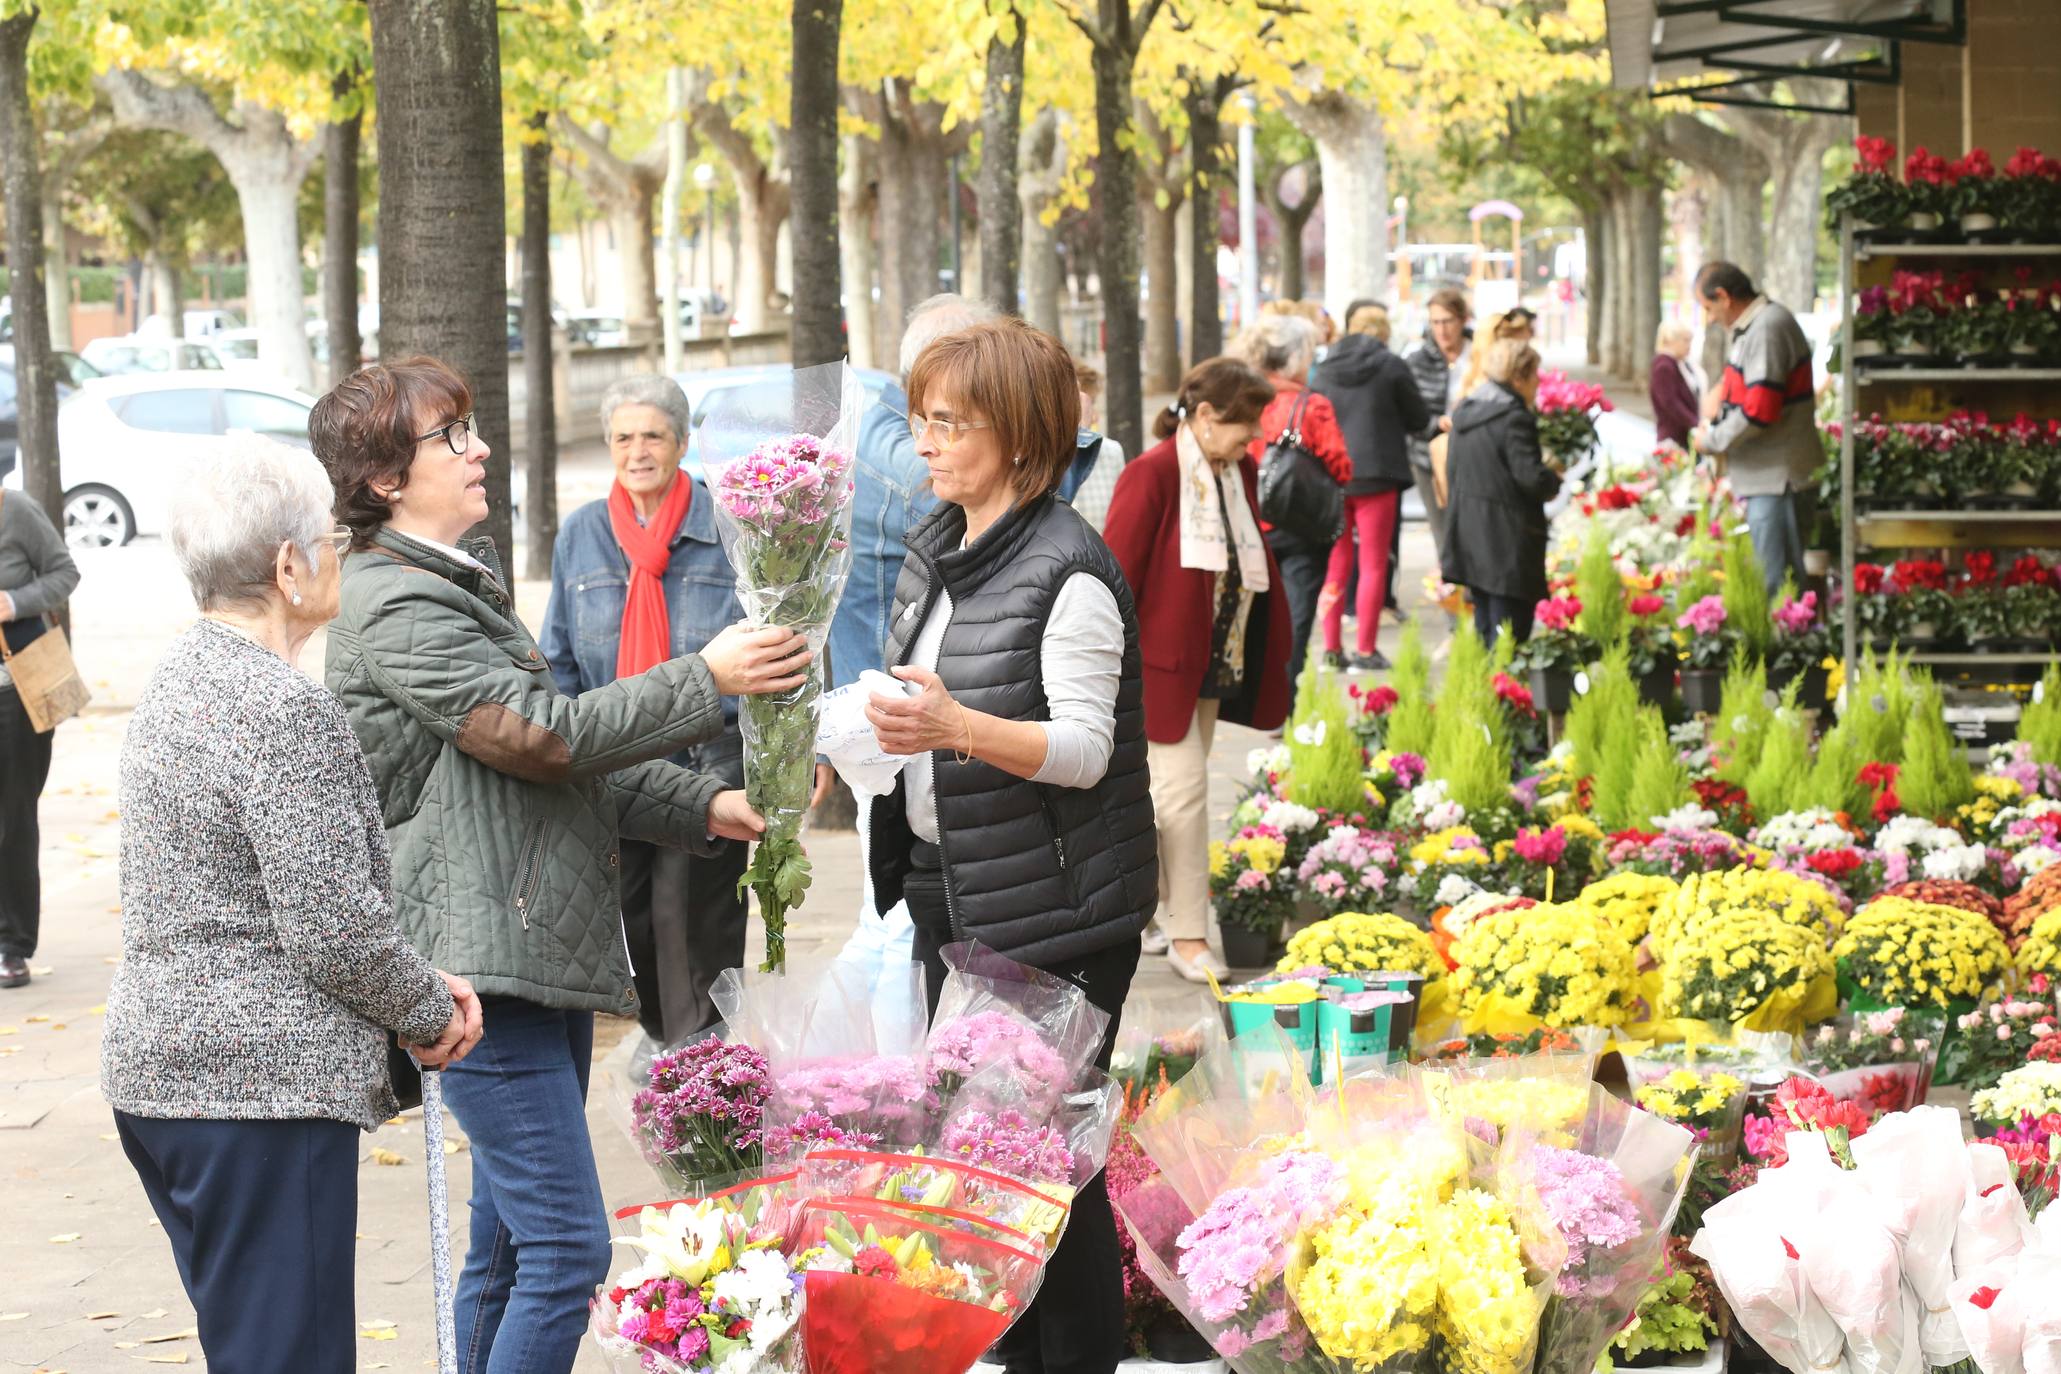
[
  {"x1": 1110, "y1": 992, "x2": 1223, "y2": 1096},
  {"x1": 926, "y1": 942, "x2": 1111, "y2": 1112},
  {"x1": 793, "y1": 1197, "x2": 1047, "y2": 1374},
  {"x1": 1848, "y1": 1105, "x2": 1972, "y2": 1366},
  {"x1": 699, "y1": 362, "x2": 864, "y2": 971},
  {"x1": 1956, "y1": 1142, "x2": 2034, "y2": 1279},
  {"x1": 1690, "y1": 1134, "x2": 1851, "y2": 1374},
  {"x1": 816, "y1": 670, "x2": 913, "y2": 801},
  {"x1": 1130, "y1": 1023, "x2": 1318, "y2": 1214},
  {"x1": 1792, "y1": 1152, "x2": 1922, "y2": 1374},
  {"x1": 797, "y1": 1148, "x2": 1073, "y2": 1250}
]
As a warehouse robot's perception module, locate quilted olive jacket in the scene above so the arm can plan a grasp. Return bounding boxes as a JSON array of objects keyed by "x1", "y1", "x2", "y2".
[{"x1": 325, "y1": 529, "x2": 729, "y2": 1015}]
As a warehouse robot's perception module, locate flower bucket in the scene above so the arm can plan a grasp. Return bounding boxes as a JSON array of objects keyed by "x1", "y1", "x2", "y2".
[
  {"x1": 1836, "y1": 970, "x2": 1976, "y2": 1086},
  {"x1": 1681, "y1": 667, "x2": 1724, "y2": 715},
  {"x1": 1960, "y1": 211, "x2": 1999, "y2": 236},
  {"x1": 1803, "y1": 549, "x2": 1833, "y2": 577},
  {"x1": 1316, "y1": 988, "x2": 1417, "y2": 1073},
  {"x1": 1219, "y1": 922, "x2": 1274, "y2": 970},
  {"x1": 1529, "y1": 665, "x2": 1575, "y2": 715},
  {"x1": 1217, "y1": 1002, "x2": 1318, "y2": 1083}
]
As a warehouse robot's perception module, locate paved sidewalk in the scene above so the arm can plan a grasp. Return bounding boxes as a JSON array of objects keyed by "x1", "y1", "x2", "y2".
[{"x1": 0, "y1": 426, "x2": 1455, "y2": 1374}]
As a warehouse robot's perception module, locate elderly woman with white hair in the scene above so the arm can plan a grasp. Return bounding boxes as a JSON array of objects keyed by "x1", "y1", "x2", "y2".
[
  {"x1": 101, "y1": 435, "x2": 483, "y2": 1372},
  {"x1": 1650, "y1": 320, "x2": 1704, "y2": 450},
  {"x1": 538, "y1": 374, "x2": 828, "y2": 1046}
]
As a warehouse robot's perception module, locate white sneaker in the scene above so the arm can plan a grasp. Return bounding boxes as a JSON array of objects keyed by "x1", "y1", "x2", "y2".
[
  {"x1": 1166, "y1": 945, "x2": 1229, "y2": 984},
  {"x1": 1140, "y1": 923, "x2": 1171, "y2": 955}
]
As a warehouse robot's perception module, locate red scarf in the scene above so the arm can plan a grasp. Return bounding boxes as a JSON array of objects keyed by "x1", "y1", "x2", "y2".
[{"x1": 608, "y1": 473, "x2": 694, "y2": 679}]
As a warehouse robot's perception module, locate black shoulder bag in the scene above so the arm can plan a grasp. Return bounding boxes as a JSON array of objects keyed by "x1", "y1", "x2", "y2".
[{"x1": 1256, "y1": 390, "x2": 1344, "y2": 546}]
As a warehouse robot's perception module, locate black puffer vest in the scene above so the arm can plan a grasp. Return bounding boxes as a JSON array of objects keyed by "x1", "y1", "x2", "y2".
[{"x1": 867, "y1": 494, "x2": 1159, "y2": 966}]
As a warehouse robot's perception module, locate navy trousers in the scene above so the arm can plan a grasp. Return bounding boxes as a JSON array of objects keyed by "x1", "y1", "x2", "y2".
[{"x1": 116, "y1": 1111, "x2": 360, "y2": 1374}]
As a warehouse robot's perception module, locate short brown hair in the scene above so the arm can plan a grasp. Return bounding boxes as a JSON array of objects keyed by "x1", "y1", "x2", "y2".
[
  {"x1": 1481, "y1": 338, "x2": 1542, "y2": 389},
  {"x1": 310, "y1": 357, "x2": 474, "y2": 548},
  {"x1": 906, "y1": 319, "x2": 1081, "y2": 501},
  {"x1": 1346, "y1": 303, "x2": 1391, "y2": 341},
  {"x1": 1072, "y1": 358, "x2": 1103, "y2": 398},
  {"x1": 1152, "y1": 357, "x2": 1274, "y2": 440},
  {"x1": 1426, "y1": 287, "x2": 1470, "y2": 322}
]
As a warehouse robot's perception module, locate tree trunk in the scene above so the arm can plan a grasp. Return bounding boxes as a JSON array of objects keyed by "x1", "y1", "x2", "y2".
[
  {"x1": 40, "y1": 197, "x2": 68, "y2": 350},
  {"x1": 735, "y1": 177, "x2": 788, "y2": 336},
  {"x1": 146, "y1": 252, "x2": 182, "y2": 323},
  {"x1": 791, "y1": 0, "x2": 844, "y2": 367},
  {"x1": 660, "y1": 69, "x2": 687, "y2": 373},
  {"x1": 522, "y1": 112, "x2": 558, "y2": 581},
  {"x1": 1581, "y1": 201, "x2": 1605, "y2": 367},
  {"x1": 874, "y1": 91, "x2": 951, "y2": 362},
  {"x1": 1089, "y1": 3, "x2": 1145, "y2": 459},
  {"x1": 1266, "y1": 164, "x2": 1320, "y2": 305},
  {"x1": 1629, "y1": 181, "x2": 1663, "y2": 376},
  {"x1": 323, "y1": 76, "x2": 363, "y2": 385},
  {"x1": 1764, "y1": 144, "x2": 1830, "y2": 313},
  {"x1": 1186, "y1": 84, "x2": 1224, "y2": 365},
  {"x1": 369, "y1": 0, "x2": 511, "y2": 556},
  {"x1": 1142, "y1": 186, "x2": 1181, "y2": 391},
  {"x1": 1608, "y1": 187, "x2": 1638, "y2": 378},
  {"x1": 612, "y1": 195, "x2": 659, "y2": 342},
  {"x1": 838, "y1": 131, "x2": 878, "y2": 370},
  {"x1": 0, "y1": 10, "x2": 61, "y2": 521},
  {"x1": 978, "y1": 9, "x2": 1026, "y2": 316},
  {"x1": 1019, "y1": 107, "x2": 1064, "y2": 339},
  {"x1": 1284, "y1": 89, "x2": 1386, "y2": 321}
]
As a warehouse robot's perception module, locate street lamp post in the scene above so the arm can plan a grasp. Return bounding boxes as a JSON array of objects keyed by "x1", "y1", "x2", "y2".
[{"x1": 692, "y1": 162, "x2": 717, "y2": 329}]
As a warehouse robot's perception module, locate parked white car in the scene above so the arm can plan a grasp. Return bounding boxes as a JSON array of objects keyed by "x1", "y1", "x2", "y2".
[
  {"x1": 80, "y1": 334, "x2": 229, "y2": 377},
  {"x1": 182, "y1": 308, "x2": 245, "y2": 338},
  {"x1": 0, "y1": 372, "x2": 318, "y2": 548}
]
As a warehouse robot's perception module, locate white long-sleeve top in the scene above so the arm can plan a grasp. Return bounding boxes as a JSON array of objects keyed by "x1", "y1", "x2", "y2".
[{"x1": 902, "y1": 571, "x2": 1124, "y2": 844}]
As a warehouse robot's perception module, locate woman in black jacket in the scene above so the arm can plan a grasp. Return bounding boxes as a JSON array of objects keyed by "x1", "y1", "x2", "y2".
[
  {"x1": 1312, "y1": 304, "x2": 1430, "y2": 670},
  {"x1": 1439, "y1": 339, "x2": 1561, "y2": 644},
  {"x1": 865, "y1": 317, "x2": 1157, "y2": 1374}
]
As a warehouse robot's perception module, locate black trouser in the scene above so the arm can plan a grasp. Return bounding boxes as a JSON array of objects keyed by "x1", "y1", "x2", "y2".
[
  {"x1": 0, "y1": 686, "x2": 52, "y2": 960},
  {"x1": 904, "y1": 846, "x2": 1143, "y2": 1374},
  {"x1": 116, "y1": 1112, "x2": 360, "y2": 1374},
  {"x1": 618, "y1": 836, "x2": 750, "y2": 1044},
  {"x1": 1266, "y1": 528, "x2": 1325, "y2": 695},
  {"x1": 1471, "y1": 591, "x2": 1536, "y2": 645}
]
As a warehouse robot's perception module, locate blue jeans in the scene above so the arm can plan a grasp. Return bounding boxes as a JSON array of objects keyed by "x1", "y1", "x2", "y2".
[
  {"x1": 441, "y1": 997, "x2": 610, "y2": 1374},
  {"x1": 116, "y1": 1112, "x2": 359, "y2": 1374},
  {"x1": 1743, "y1": 489, "x2": 1816, "y2": 600}
]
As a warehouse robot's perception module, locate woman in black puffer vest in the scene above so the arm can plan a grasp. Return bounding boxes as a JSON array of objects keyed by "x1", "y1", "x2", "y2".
[{"x1": 864, "y1": 317, "x2": 1156, "y2": 1374}]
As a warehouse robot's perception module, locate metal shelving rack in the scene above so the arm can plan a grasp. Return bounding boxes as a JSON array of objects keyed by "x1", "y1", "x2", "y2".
[{"x1": 1835, "y1": 222, "x2": 2061, "y2": 679}]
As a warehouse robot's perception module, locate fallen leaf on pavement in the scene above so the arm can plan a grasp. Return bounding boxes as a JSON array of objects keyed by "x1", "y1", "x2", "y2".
[
  {"x1": 25, "y1": 1015, "x2": 49, "y2": 1024},
  {"x1": 48, "y1": 1234, "x2": 80, "y2": 1244},
  {"x1": 359, "y1": 1320, "x2": 398, "y2": 1341},
  {"x1": 140, "y1": 1309, "x2": 166, "y2": 1320},
  {"x1": 0, "y1": 1312, "x2": 25, "y2": 1321},
  {"x1": 99, "y1": 1133, "x2": 118, "y2": 1142},
  {"x1": 30, "y1": 965, "x2": 53, "y2": 976},
  {"x1": 444, "y1": 1138, "x2": 465, "y2": 1155},
  {"x1": 137, "y1": 1353, "x2": 188, "y2": 1364},
  {"x1": 114, "y1": 1343, "x2": 138, "y2": 1350},
  {"x1": 86, "y1": 1310, "x2": 120, "y2": 1319},
  {"x1": 88, "y1": 1005, "x2": 106, "y2": 1015},
  {"x1": 369, "y1": 1148, "x2": 408, "y2": 1166},
  {"x1": 0, "y1": 1026, "x2": 18, "y2": 1035},
  {"x1": 139, "y1": 1328, "x2": 196, "y2": 1343}
]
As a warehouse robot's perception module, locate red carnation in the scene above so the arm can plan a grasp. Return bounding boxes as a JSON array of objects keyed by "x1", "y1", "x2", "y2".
[{"x1": 1629, "y1": 593, "x2": 1665, "y2": 617}]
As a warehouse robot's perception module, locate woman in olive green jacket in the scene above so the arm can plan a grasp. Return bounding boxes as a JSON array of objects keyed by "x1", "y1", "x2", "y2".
[{"x1": 313, "y1": 357, "x2": 808, "y2": 1374}]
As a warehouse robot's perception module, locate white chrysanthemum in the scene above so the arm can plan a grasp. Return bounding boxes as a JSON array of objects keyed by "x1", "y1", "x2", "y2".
[
  {"x1": 1654, "y1": 803, "x2": 1719, "y2": 832},
  {"x1": 1919, "y1": 843, "x2": 1987, "y2": 884},
  {"x1": 1435, "y1": 873, "x2": 1488, "y2": 908},
  {"x1": 1261, "y1": 799, "x2": 1321, "y2": 833}
]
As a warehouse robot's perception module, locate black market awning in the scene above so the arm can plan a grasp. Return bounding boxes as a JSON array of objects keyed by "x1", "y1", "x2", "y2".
[{"x1": 1605, "y1": 0, "x2": 1966, "y2": 111}]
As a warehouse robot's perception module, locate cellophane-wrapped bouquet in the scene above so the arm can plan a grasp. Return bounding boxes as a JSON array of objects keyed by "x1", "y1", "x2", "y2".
[
  {"x1": 1115, "y1": 1031, "x2": 1693, "y2": 1374},
  {"x1": 1692, "y1": 1101, "x2": 2061, "y2": 1374},
  {"x1": 591, "y1": 1175, "x2": 809, "y2": 1374},
  {"x1": 701, "y1": 363, "x2": 863, "y2": 970}
]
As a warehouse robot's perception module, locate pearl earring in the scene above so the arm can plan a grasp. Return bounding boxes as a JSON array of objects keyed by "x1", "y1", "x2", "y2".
[{"x1": 291, "y1": 593, "x2": 303, "y2": 606}]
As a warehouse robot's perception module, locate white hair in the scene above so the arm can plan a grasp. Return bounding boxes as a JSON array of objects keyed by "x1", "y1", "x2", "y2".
[
  {"x1": 168, "y1": 434, "x2": 335, "y2": 611},
  {"x1": 600, "y1": 373, "x2": 693, "y2": 443},
  {"x1": 1229, "y1": 313, "x2": 1317, "y2": 379},
  {"x1": 898, "y1": 293, "x2": 999, "y2": 378}
]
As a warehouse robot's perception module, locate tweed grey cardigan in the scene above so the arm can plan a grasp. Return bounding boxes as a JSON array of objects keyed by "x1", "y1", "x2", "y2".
[{"x1": 101, "y1": 619, "x2": 454, "y2": 1129}]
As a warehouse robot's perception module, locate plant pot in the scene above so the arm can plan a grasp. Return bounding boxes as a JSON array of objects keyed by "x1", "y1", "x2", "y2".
[
  {"x1": 1770, "y1": 662, "x2": 1832, "y2": 712},
  {"x1": 1960, "y1": 211, "x2": 2000, "y2": 236},
  {"x1": 1681, "y1": 667, "x2": 1724, "y2": 715},
  {"x1": 1528, "y1": 665, "x2": 1575, "y2": 715},
  {"x1": 1852, "y1": 338, "x2": 1885, "y2": 359},
  {"x1": 2010, "y1": 343, "x2": 2044, "y2": 367},
  {"x1": 1144, "y1": 1312, "x2": 1219, "y2": 1363},
  {"x1": 1804, "y1": 549, "x2": 1833, "y2": 577},
  {"x1": 1637, "y1": 663, "x2": 1676, "y2": 708},
  {"x1": 1904, "y1": 619, "x2": 1939, "y2": 641},
  {"x1": 1908, "y1": 210, "x2": 1942, "y2": 233},
  {"x1": 1219, "y1": 922, "x2": 1275, "y2": 971}
]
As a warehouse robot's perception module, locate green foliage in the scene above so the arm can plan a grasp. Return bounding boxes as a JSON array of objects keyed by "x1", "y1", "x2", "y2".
[
  {"x1": 1591, "y1": 695, "x2": 1652, "y2": 832},
  {"x1": 1623, "y1": 708, "x2": 1692, "y2": 832},
  {"x1": 1286, "y1": 676, "x2": 1367, "y2": 815},
  {"x1": 1386, "y1": 620, "x2": 1437, "y2": 759},
  {"x1": 1722, "y1": 533, "x2": 1771, "y2": 664},
  {"x1": 1575, "y1": 528, "x2": 1626, "y2": 649},
  {"x1": 1806, "y1": 714, "x2": 1874, "y2": 820},
  {"x1": 1429, "y1": 622, "x2": 1513, "y2": 814},
  {"x1": 1711, "y1": 652, "x2": 1773, "y2": 785},
  {"x1": 1744, "y1": 689, "x2": 1813, "y2": 821},
  {"x1": 1612, "y1": 1269, "x2": 1717, "y2": 1364},
  {"x1": 2020, "y1": 663, "x2": 2061, "y2": 766},
  {"x1": 1566, "y1": 644, "x2": 1636, "y2": 785},
  {"x1": 1899, "y1": 675, "x2": 1973, "y2": 819},
  {"x1": 1491, "y1": 623, "x2": 1518, "y2": 675},
  {"x1": 1845, "y1": 648, "x2": 1913, "y2": 766}
]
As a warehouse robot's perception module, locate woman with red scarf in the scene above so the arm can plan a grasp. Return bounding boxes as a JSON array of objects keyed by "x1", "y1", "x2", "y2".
[{"x1": 538, "y1": 374, "x2": 829, "y2": 1047}]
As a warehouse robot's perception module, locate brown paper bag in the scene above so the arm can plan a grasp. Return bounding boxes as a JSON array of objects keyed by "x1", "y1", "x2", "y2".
[{"x1": 1, "y1": 619, "x2": 90, "y2": 733}]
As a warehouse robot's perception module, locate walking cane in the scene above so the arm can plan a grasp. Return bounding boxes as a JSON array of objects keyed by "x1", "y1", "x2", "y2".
[{"x1": 420, "y1": 1067, "x2": 459, "y2": 1374}]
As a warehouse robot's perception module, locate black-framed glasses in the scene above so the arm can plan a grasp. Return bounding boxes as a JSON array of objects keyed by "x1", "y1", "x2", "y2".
[{"x1": 416, "y1": 412, "x2": 475, "y2": 455}]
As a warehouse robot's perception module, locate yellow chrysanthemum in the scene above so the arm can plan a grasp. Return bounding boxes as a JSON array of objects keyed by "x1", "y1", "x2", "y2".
[
  {"x1": 1279, "y1": 912, "x2": 1444, "y2": 983},
  {"x1": 1647, "y1": 867, "x2": 1842, "y2": 958},
  {"x1": 1451, "y1": 902, "x2": 1639, "y2": 1028},
  {"x1": 1573, "y1": 872, "x2": 1680, "y2": 946},
  {"x1": 1660, "y1": 907, "x2": 1834, "y2": 1024},
  {"x1": 1433, "y1": 1189, "x2": 1543, "y2": 1374},
  {"x1": 2021, "y1": 908, "x2": 2061, "y2": 980},
  {"x1": 1832, "y1": 897, "x2": 2010, "y2": 1007}
]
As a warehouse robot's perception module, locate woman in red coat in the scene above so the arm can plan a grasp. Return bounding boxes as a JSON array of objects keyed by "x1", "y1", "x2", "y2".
[{"x1": 1103, "y1": 357, "x2": 1291, "y2": 983}]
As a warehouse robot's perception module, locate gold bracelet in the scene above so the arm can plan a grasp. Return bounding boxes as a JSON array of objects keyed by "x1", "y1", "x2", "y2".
[{"x1": 954, "y1": 701, "x2": 975, "y2": 765}]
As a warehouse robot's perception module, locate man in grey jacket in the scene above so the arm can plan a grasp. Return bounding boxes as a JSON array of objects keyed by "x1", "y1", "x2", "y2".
[{"x1": 1692, "y1": 261, "x2": 1821, "y2": 598}]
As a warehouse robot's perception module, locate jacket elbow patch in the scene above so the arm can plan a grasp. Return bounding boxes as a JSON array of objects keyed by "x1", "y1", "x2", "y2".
[{"x1": 456, "y1": 702, "x2": 575, "y2": 783}]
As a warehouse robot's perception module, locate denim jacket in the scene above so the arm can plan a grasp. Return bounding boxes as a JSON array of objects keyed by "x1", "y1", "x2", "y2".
[
  {"x1": 538, "y1": 473, "x2": 745, "y2": 783},
  {"x1": 828, "y1": 383, "x2": 935, "y2": 691}
]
